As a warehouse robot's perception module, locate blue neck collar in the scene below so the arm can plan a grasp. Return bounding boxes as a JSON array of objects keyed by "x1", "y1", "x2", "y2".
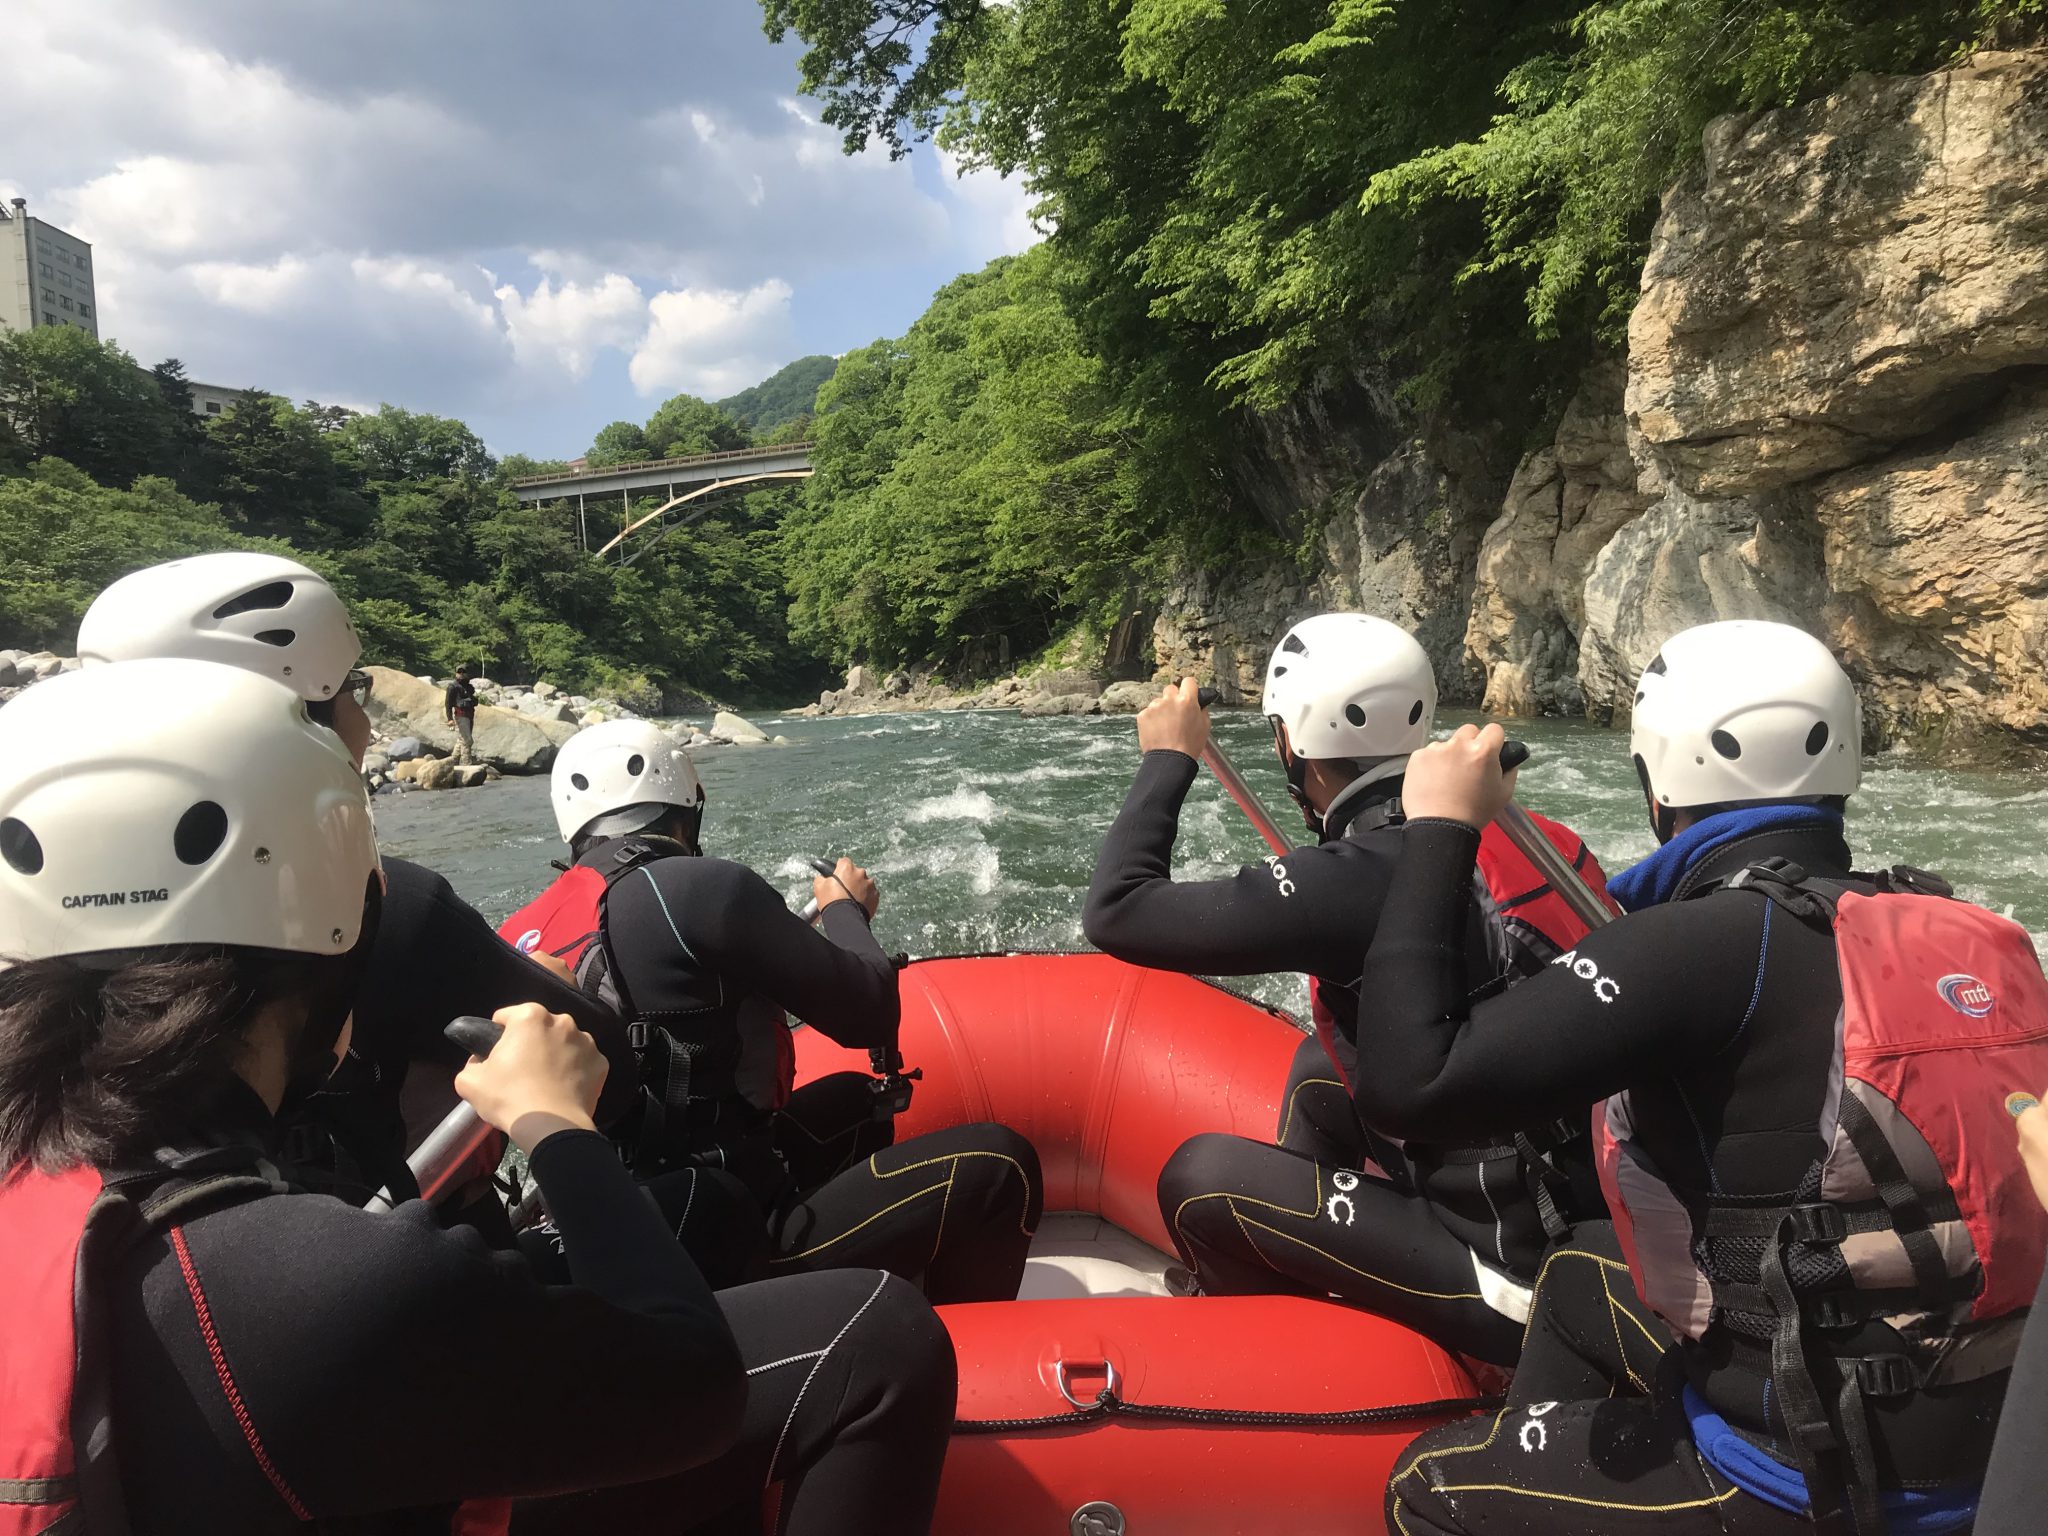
[{"x1": 1607, "y1": 804, "x2": 1846, "y2": 912}]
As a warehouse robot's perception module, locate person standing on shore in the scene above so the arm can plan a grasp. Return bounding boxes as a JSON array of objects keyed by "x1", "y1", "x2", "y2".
[{"x1": 445, "y1": 663, "x2": 478, "y2": 764}]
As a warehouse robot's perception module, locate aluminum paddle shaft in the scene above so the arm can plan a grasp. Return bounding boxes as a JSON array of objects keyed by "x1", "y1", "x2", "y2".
[{"x1": 1194, "y1": 688, "x2": 1294, "y2": 857}]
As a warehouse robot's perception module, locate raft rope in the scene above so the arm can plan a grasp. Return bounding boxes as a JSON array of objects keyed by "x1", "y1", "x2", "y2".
[{"x1": 952, "y1": 1388, "x2": 1502, "y2": 1436}]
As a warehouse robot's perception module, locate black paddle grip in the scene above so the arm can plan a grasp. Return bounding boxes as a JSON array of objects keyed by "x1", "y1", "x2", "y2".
[{"x1": 445, "y1": 1015, "x2": 505, "y2": 1059}]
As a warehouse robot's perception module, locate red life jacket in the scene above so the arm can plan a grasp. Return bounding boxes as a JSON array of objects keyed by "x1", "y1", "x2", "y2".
[
  {"x1": 1596, "y1": 862, "x2": 2048, "y2": 1524},
  {"x1": 1311, "y1": 811, "x2": 1618, "y2": 1087},
  {"x1": 499, "y1": 846, "x2": 796, "y2": 1126},
  {"x1": 2, "y1": 1160, "x2": 515, "y2": 1536}
]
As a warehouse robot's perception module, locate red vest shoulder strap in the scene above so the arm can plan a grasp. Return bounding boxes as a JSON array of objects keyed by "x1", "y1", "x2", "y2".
[{"x1": 0, "y1": 1165, "x2": 104, "y2": 1536}]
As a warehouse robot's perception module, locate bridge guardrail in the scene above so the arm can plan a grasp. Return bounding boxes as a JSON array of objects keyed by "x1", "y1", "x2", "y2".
[{"x1": 510, "y1": 442, "x2": 815, "y2": 489}]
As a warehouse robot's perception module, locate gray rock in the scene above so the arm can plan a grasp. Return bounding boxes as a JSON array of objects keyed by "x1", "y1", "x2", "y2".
[
  {"x1": 361, "y1": 752, "x2": 391, "y2": 777},
  {"x1": 57, "y1": 657, "x2": 80, "y2": 674},
  {"x1": 1018, "y1": 692, "x2": 1102, "y2": 718},
  {"x1": 384, "y1": 736, "x2": 426, "y2": 763},
  {"x1": 844, "y1": 665, "x2": 873, "y2": 696},
  {"x1": 882, "y1": 671, "x2": 911, "y2": 697},
  {"x1": 532, "y1": 680, "x2": 559, "y2": 701},
  {"x1": 376, "y1": 780, "x2": 409, "y2": 796},
  {"x1": 710, "y1": 710, "x2": 771, "y2": 745},
  {"x1": 1628, "y1": 50, "x2": 2048, "y2": 497},
  {"x1": 1098, "y1": 680, "x2": 1161, "y2": 714},
  {"x1": 1024, "y1": 668, "x2": 1103, "y2": 699},
  {"x1": 362, "y1": 666, "x2": 557, "y2": 773},
  {"x1": 0, "y1": 650, "x2": 20, "y2": 687}
]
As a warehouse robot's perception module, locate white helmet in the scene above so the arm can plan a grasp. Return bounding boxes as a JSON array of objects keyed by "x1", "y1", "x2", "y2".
[
  {"x1": 551, "y1": 720, "x2": 704, "y2": 845},
  {"x1": 1630, "y1": 620, "x2": 1860, "y2": 828},
  {"x1": 1263, "y1": 613, "x2": 1438, "y2": 773},
  {"x1": 0, "y1": 660, "x2": 378, "y2": 962},
  {"x1": 78, "y1": 552, "x2": 361, "y2": 701}
]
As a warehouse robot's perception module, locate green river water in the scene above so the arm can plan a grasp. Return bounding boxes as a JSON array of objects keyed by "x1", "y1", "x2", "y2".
[{"x1": 372, "y1": 708, "x2": 2048, "y2": 1015}]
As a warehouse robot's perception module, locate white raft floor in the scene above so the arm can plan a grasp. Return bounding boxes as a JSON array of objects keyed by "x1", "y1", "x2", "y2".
[{"x1": 1017, "y1": 1213, "x2": 1175, "y2": 1300}]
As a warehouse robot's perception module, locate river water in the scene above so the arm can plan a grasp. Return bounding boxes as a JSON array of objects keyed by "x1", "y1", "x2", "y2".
[{"x1": 373, "y1": 708, "x2": 2048, "y2": 1013}]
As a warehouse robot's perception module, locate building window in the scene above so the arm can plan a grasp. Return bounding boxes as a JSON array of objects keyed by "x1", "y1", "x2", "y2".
[
  {"x1": 43, "y1": 311, "x2": 56, "y2": 325},
  {"x1": 56, "y1": 273, "x2": 69, "y2": 288},
  {"x1": 205, "y1": 401, "x2": 223, "y2": 415},
  {"x1": 74, "y1": 254, "x2": 87, "y2": 268},
  {"x1": 40, "y1": 288, "x2": 53, "y2": 304},
  {"x1": 77, "y1": 305, "x2": 89, "y2": 319},
  {"x1": 59, "y1": 297, "x2": 72, "y2": 311},
  {"x1": 39, "y1": 263, "x2": 52, "y2": 278}
]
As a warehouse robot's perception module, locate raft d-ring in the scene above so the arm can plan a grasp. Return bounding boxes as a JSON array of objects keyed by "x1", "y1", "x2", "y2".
[{"x1": 1055, "y1": 1356, "x2": 1122, "y2": 1409}]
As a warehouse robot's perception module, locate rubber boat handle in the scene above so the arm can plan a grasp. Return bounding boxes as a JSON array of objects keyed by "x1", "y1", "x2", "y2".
[{"x1": 444, "y1": 1015, "x2": 505, "y2": 1059}]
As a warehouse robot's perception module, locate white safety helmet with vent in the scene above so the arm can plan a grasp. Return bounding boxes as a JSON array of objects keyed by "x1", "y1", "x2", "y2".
[
  {"x1": 0, "y1": 660, "x2": 378, "y2": 962},
  {"x1": 551, "y1": 719, "x2": 705, "y2": 845},
  {"x1": 77, "y1": 552, "x2": 361, "y2": 701},
  {"x1": 1630, "y1": 620, "x2": 1861, "y2": 834},
  {"x1": 1263, "y1": 613, "x2": 1438, "y2": 774}
]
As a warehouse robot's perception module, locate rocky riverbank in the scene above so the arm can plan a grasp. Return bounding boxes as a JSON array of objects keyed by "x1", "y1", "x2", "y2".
[{"x1": 787, "y1": 663, "x2": 1164, "y2": 720}]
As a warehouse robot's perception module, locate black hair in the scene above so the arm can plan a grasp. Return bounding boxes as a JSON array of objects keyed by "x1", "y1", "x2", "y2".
[
  {"x1": 0, "y1": 878, "x2": 380, "y2": 1174},
  {"x1": 0, "y1": 947, "x2": 334, "y2": 1173}
]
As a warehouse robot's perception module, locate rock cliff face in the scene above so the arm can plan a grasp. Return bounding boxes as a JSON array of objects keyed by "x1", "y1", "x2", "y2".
[{"x1": 1151, "y1": 46, "x2": 2048, "y2": 760}]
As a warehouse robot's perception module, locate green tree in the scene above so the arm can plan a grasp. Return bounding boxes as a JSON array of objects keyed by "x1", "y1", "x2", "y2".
[
  {"x1": 585, "y1": 420, "x2": 652, "y2": 466},
  {"x1": 339, "y1": 404, "x2": 495, "y2": 483},
  {"x1": 0, "y1": 459, "x2": 238, "y2": 646},
  {"x1": 0, "y1": 327, "x2": 177, "y2": 487},
  {"x1": 783, "y1": 249, "x2": 1155, "y2": 667},
  {"x1": 642, "y1": 393, "x2": 751, "y2": 457},
  {"x1": 204, "y1": 392, "x2": 375, "y2": 547}
]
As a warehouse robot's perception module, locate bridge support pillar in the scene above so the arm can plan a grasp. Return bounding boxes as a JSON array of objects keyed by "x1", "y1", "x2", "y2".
[{"x1": 577, "y1": 493, "x2": 587, "y2": 551}]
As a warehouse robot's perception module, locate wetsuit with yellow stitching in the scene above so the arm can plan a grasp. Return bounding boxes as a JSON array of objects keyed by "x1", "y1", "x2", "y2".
[
  {"x1": 1086, "y1": 749, "x2": 1601, "y2": 1363},
  {"x1": 598, "y1": 846, "x2": 1042, "y2": 1303}
]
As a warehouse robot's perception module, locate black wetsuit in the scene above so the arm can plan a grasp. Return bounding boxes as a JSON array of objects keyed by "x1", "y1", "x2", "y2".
[
  {"x1": 1363, "y1": 820, "x2": 2011, "y2": 1534},
  {"x1": 103, "y1": 1086, "x2": 955, "y2": 1536},
  {"x1": 1979, "y1": 1263, "x2": 2048, "y2": 1533},
  {"x1": 587, "y1": 838, "x2": 1042, "y2": 1302},
  {"x1": 1084, "y1": 749, "x2": 1607, "y2": 1366},
  {"x1": 291, "y1": 856, "x2": 633, "y2": 1208}
]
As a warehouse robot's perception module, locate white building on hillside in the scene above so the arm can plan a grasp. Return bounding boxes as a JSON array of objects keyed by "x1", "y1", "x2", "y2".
[{"x1": 0, "y1": 196, "x2": 99, "y2": 338}]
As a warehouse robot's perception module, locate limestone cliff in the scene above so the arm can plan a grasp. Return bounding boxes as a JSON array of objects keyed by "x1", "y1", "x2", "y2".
[{"x1": 1150, "y1": 46, "x2": 2048, "y2": 762}]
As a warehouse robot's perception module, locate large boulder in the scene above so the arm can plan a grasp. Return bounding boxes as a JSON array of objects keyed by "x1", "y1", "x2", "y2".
[
  {"x1": 1817, "y1": 385, "x2": 2048, "y2": 757},
  {"x1": 413, "y1": 757, "x2": 462, "y2": 791},
  {"x1": 710, "y1": 710, "x2": 771, "y2": 745},
  {"x1": 1465, "y1": 364, "x2": 1659, "y2": 716},
  {"x1": 843, "y1": 665, "x2": 874, "y2": 697},
  {"x1": 361, "y1": 665, "x2": 558, "y2": 773},
  {"x1": 1099, "y1": 680, "x2": 1160, "y2": 714},
  {"x1": 1023, "y1": 668, "x2": 1103, "y2": 700},
  {"x1": 1018, "y1": 692, "x2": 1102, "y2": 718},
  {"x1": 1628, "y1": 50, "x2": 2048, "y2": 498},
  {"x1": 0, "y1": 650, "x2": 22, "y2": 688},
  {"x1": 383, "y1": 735, "x2": 427, "y2": 763},
  {"x1": 532, "y1": 715, "x2": 582, "y2": 750},
  {"x1": 1576, "y1": 485, "x2": 1826, "y2": 720}
]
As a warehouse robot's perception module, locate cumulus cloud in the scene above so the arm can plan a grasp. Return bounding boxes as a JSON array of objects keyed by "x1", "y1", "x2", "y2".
[
  {"x1": 630, "y1": 280, "x2": 797, "y2": 398},
  {"x1": 495, "y1": 270, "x2": 648, "y2": 380},
  {"x1": 0, "y1": 0, "x2": 1056, "y2": 452}
]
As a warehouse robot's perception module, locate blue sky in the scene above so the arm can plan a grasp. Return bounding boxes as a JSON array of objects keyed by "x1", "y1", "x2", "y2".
[{"x1": 0, "y1": 0, "x2": 1036, "y2": 457}]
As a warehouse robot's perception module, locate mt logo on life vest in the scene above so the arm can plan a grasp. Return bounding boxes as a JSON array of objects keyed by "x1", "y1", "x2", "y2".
[
  {"x1": 513, "y1": 928, "x2": 543, "y2": 955},
  {"x1": 1937, "y1": 972, "x2": 1995, "y2": 1017}
]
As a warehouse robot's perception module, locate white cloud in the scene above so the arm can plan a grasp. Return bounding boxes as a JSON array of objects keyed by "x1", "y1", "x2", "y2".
[
  {"x1": 0, "y1": 0, "x2": 1069, "y2": 451},
  {"x1": 938, "y1": 148, "x2": 1043, "y2": 260},
  {"x1": 494, "y1": 271, "x2": 649, "y2": 380},
  {"x1": 630, "y1": 280, "x2": 797, "y2": 398}
]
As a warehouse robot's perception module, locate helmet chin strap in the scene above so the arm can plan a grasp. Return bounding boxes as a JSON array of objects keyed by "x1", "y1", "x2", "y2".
[
  {"x1": 1271, "y1": 720, "x2": 1324, "y2": 837},
  {"x1": 280, "y1": 877, "x2": 383, "y2": 1115}
]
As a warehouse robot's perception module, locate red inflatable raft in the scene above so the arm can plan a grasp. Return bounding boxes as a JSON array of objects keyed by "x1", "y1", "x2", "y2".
[{"x1": 793, "y1": 952, "x2": 1482, "y2": 1536}]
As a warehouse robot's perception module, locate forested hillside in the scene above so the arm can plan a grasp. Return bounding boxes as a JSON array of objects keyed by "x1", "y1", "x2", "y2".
[
  {"x1": 0, "y1": 327, "x2": 819, "y2": 704},
  {"x1": 720, "y1": 354, "x2": 838, "y2": 432}
]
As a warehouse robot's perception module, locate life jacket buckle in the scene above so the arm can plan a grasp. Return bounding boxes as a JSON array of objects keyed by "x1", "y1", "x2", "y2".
[
  {"x1": 1854, "y1": 1355, "x2": 1915, "y2": 1398},
  {"x1": 1789, "y1": 1203, "x2": 1846, "y2": 1244},
  {"x1": 627, "y1": 1021, "x2": 649, "y2": 1051}
]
